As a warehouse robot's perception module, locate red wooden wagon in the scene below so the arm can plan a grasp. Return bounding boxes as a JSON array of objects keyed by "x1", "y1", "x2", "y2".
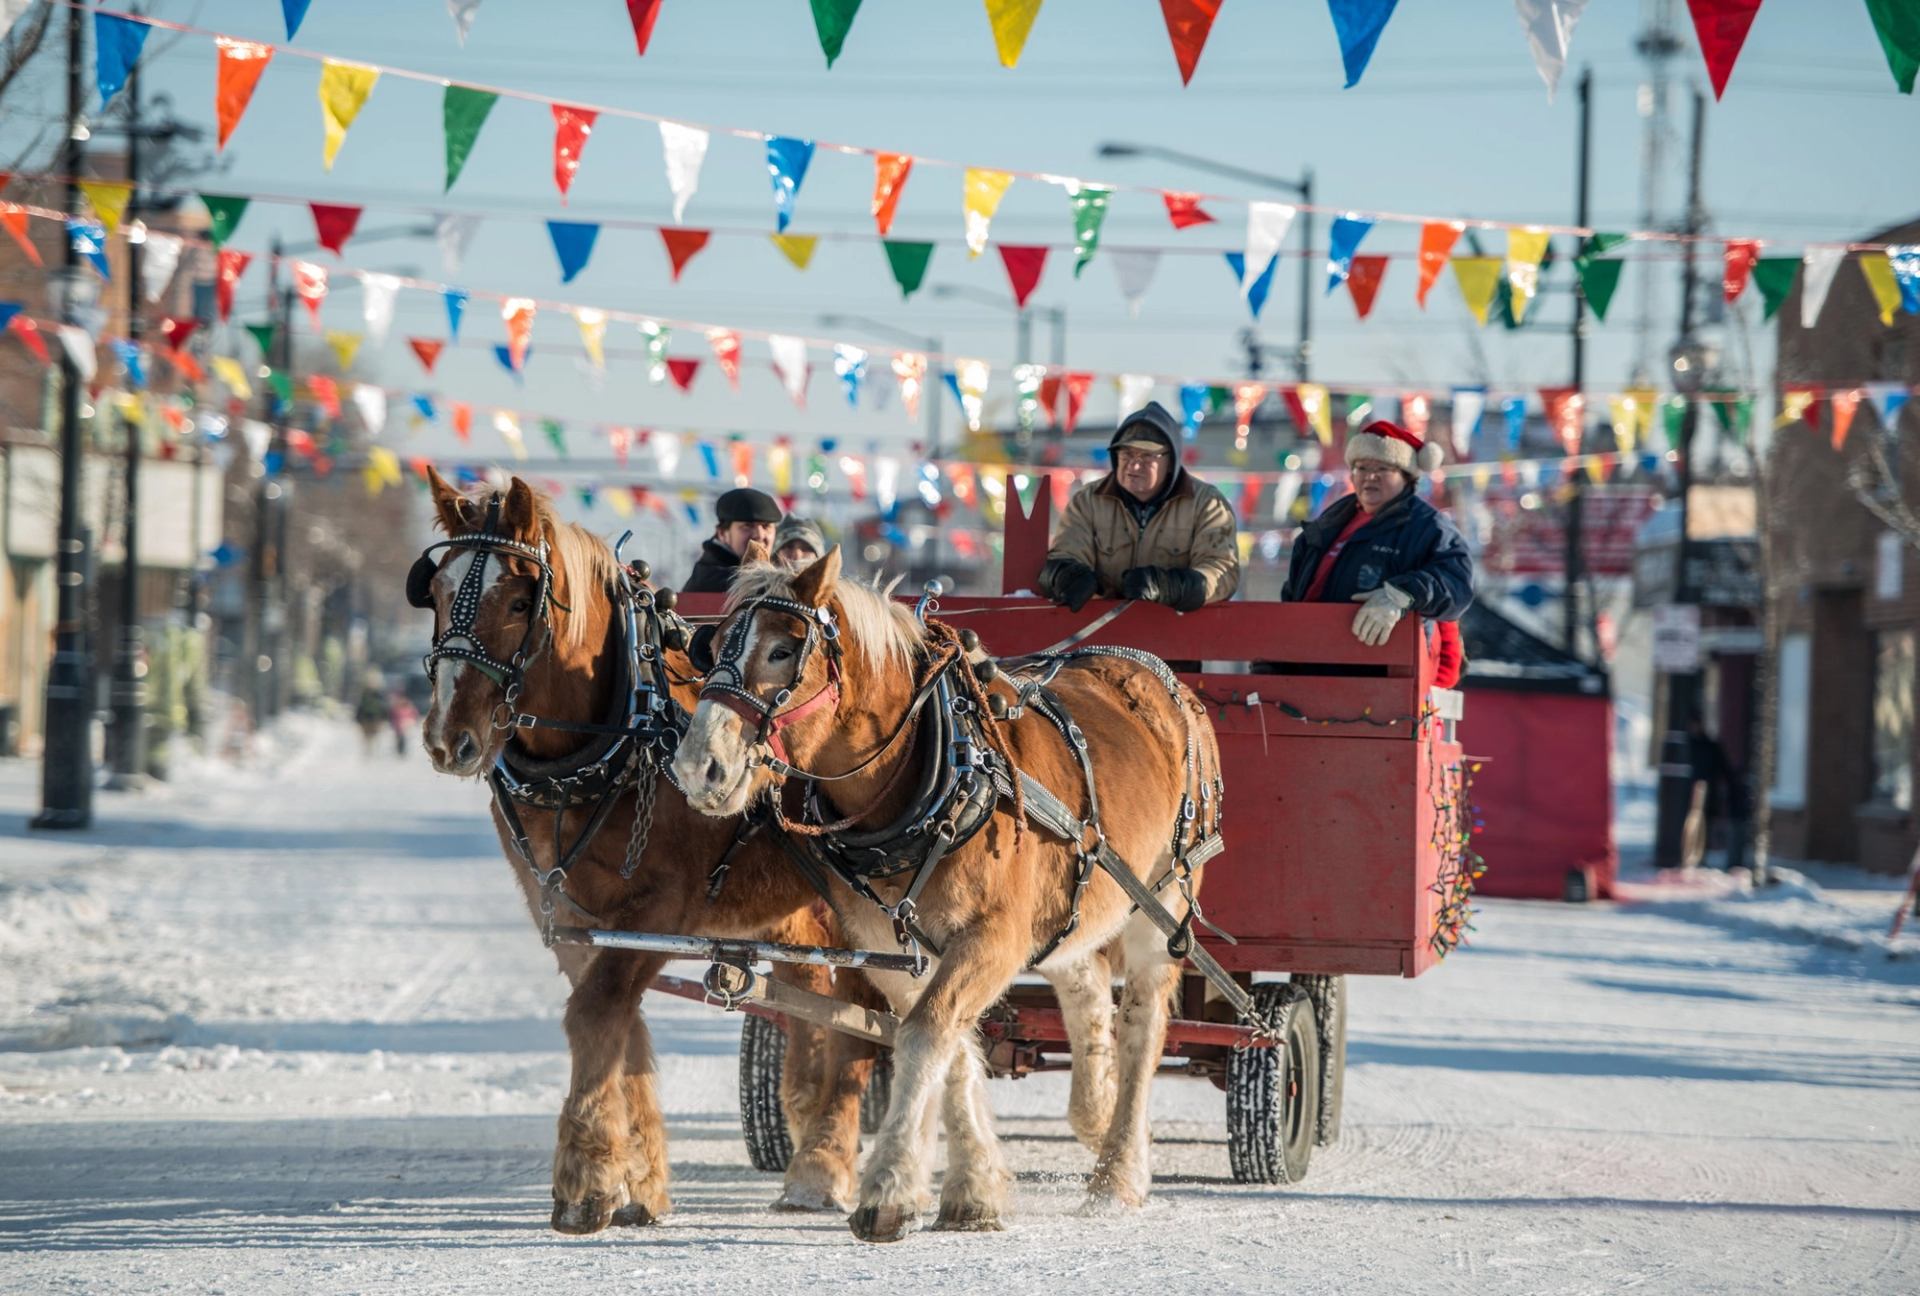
[{"x1": 652, "y1": 491, "x2": 1477, "y2": 1184}]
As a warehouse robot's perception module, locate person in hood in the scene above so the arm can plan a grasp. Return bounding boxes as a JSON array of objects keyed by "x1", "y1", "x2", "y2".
[
  {"x1": 683, "y1": 487, "x2": 781, "y2": 593},
  {"x1": 772, "y1": 515, "x2": 827, "y2": 567},
  {"x1": 1036, "y1": 401, "x2": 1240, "y2": 612},
  {"x1": 1282, "y1": 419, "x2": 1473, "y2": 668}
]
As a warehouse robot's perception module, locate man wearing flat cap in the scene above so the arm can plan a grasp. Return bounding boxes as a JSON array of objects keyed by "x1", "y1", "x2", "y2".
[
  {"x1": 1037, "y1": 401, "x2": 1240, "y2": 612},
  {"x1": 683, "y1": 486, "x2": 782, "y2": 593}
]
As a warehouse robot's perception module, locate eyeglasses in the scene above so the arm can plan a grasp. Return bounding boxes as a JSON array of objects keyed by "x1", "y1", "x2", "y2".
[
  {"x1": 1116, "y1": 449, "x2": 1170, "y2": 467},
  {"x1": 1350, "y1": 462, "x2": 1400, "y2": 480}
]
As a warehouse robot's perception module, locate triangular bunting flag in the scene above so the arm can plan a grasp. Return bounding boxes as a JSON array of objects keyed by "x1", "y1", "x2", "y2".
[
  {"x1": 1163, "y1": 191, "x2": 1215, "y2": 229},
  {"x1": 246, "y1": 322, "x2": 277, "y2": 358},
  {"x1": 443, "y1": 85, "x2": 498, "y2": 191},
  {"x1": 1505, "y1": 226, "x2": 1551, "y2": 322},
  {"x1": 502, "y1": 297, "x2": 535, "y2": 371},
  {"x1": 1831, "y1": 388, "x2": 1861, "y2": 451},
  {"x1": 1452, "y1": 257, "x2": 1502, "y2": 325},
  {"x1": 1346, "y1": 254, "x2": 1387, "y2": 318},
  {"x1": 1861, "y1": 254, "x2": 1903, "y2": 325},
  {"x1": 1068, "y1": 182, "x2": 1110, "y2": 276},
  {"x1": 1892, "y1": 245, "x2": 1920, "y2": 314},
  {"x1": 883, "y1": 240, "x2": 935, "y2": 299},
  {"x1": 767, "y1": 136, "x2": 814, "y2": 232},
  {"x1": 292, "y1": 261, "x2": 328, "y2": 323},
  {"x1": 1800, "y1": 246, "x2": 1845, "y2": 328},
  {"x1": 963, "y1": 168, "x2": 1014, "y2": 256},
  {"x1": 1865, "y1": 0, "x2": 1920, "y2": 93},
  {"x1": 448, "y1": 0, "x2": 483, "y2": 45},
  {"x1": 709, "y1": 328, "x2": 742, "y2": 388},
  {"x1": 93, "y1": 12, "x2": 150, "y2": 107},
  {"x1": 1325, "y1": 212, "x2": 1374, "y2": 293},
  {"x1": 1110, "y1": 248, "x2": 1160, "y2": 317},
  {"x1": 552, "y1": 104, "x2": 597, "y2": 202},
  {"x1": 1225, "y1": 252, "x2": 1279, "y2": 320},
  {"x1": 1, "y1": 205, "x2": 41, "y2": 267},
  {"x1": 1687, "y1": 0, "x2": 1762, "y2": 99},
  {"x1": 1415, "y1": 220, "x2": 1463, "y2": 307},
  {"x1": 78, "y1": 181, "x2": 132, "y2": 237},
  {"x1": 659, "y1": 121, "x2": 708, "y2": 223},
  {"x1": 215, "y1": 249, "x2": 251, "y2": 322},
  {"x1": 318, "y1": 61, "x2": 379, "y2": 171},
  {"x1": 361, "y1": 272, "x2": 400, "y2": 345},
  {"x1": 666, "y1": 357, "x2": 700, "y2": 393},
  {"x1": 1751, "y1": 256, "x2": 1798, "y2": 321},
  {"x1": 768, "y1": 334, "x2": 810, "y2": 408},
  {"x1": 660, "y1": 227, "x2": 711, "y2": 281},
  {"x1": 1159, "y1": 0, "x2": 1221, "y2": 85},
  {"x1": 1327, "y1": 0, "x2": 1401, "y2": 88},
  {"x1": 1515, "y1": 0, "x2": 1590, "y2": 100},
  {"x1": 770, "y1": 232, "x2": 819, "y2": 270},
  {"x1": 574, "y1": 307, "x2": 606, "y2": 370},
  {"x1": 408, "y1": 338, "x2": 445, "y2": 374},
  {"x1": 282, "y1": 0, "x2": 312, "y2": 40},
  {"x1": 1244, "y1": 202, "x2": 1296, "y2": 299},
  {"x1": 215, "y1": 37, "x2": 273, "y2": 151},
  {"x1": 811, "y1": 0, "x2": 863, "y2": 66},
  {"x1": 437, "y1": 213, "x2": 480, "y2": 275},
  {"x1": 627, "y1": 0, "x2": 663, "y2": 54},
  {"x1": 1723, "y1": 238, "x2": 1760, "y2": 302},
  {"x1": 547, "y1": 220, "x2": 599, "y2": 282},
  {"x1": 310, "y1": 202, "x2": 362, "y2": 256},
  {"x1": 142, "y1": 232, "x2": 183, "y2": 302},
  {"x1": 326, "y1": 329, "x2": 362, "y2": 373},
  {"x1": 200, "y1": 194, "x2": 249, "y2": 249},
  {"x1": 1577, "y1": 258, "x2": 1625, "y2": 322},
  {"x1": 1865, "y1": 381, "x2": 1911, "y2": 431},
  {"x1": 998, "y1": 245, "x2": 1048, "y2": 308},
  {"x1": 444, "y1": 289, "x2": 468, "y2": 340},
  {"x1": 872, "y1": 153, "x2": 912, "y2": 236},
  {"x1": 985, "y1": 0, "x2": 1045, "y2": 67}
]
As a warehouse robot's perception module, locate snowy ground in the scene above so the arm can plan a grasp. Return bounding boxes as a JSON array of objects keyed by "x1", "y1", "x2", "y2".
[{"x1": 1, "y1": 716, "x2": 1916, "y2": 1295}]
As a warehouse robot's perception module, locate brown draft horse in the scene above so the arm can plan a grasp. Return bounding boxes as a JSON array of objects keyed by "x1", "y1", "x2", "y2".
[
  {"x1": 671, "y1": 548, "x2": 1224, "y2": 1241},
  {"x1": 415, "y1": 470, "x2": 878, "y2": 1233}
]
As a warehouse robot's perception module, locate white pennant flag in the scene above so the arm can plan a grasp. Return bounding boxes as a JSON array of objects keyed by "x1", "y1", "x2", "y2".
[
  {"x1": 447, "y1": 0, "x2": 482, "y2": 44},
  {"x1": 1109, "y1": 249, "x2": 1161, "y2": 318},
  {"x1": 494, "y1": 411, "x2": 526, "y2": 460},
  {"x1": 241, "y1": 418, "x2": 272, "y2": 462},
  {"x1": 1243, "y1": 202, "x2": 1295, "y2": 300},
  {"x1": 955, "y1": 358, "x2": 990, "y2": 431},
  {"x1": 1864, "y1": 380, "x2": 1911, "y2": 432},
  {"x1": 768, "y1": 334, "x2": 810, "y2": 406},
  {"x1": 57, "y1": 326, "x2": 96, "y2": 383},
  {"x1": 1271, "y1": 471, "x2": 1302, "y2": 523},
  {"x1": 1116, "y1": 373, "x2": 1154, "y2": 420},
  {"x1": 141, "y1": 231, "x2": 184, "y2": 303},
  {"x1": 1514, "y1": 0, "x2": 1588, "y2": 101},
  {"x1": 352, "y1": 383, "x2": 387, "y2": 437},
  {"x1": 1800, "y1": 245, "x2": 1846, "y2": 329},
  {"x1": 1, "y1": 0, "x2": 33, "y2": 41},
  {"x1": 436, "y1": 213, "x2": 481, "y2": 276},
  {"x1": 659, "y1": 122, "x2": 709, "y2": 225},
  {"x1": 651, "y1": 431, "x2": 681, "y2": 478},
  {"x1": 360, "y1": 272, "x2": 401, "y2": 346},
  {"x1": 1450, "y1": 385, "x2": 1487, "y2": 458}
]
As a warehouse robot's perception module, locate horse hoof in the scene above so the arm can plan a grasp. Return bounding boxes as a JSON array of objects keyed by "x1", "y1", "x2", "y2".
[
  {"x1": 772, "y1": 1184, "x2": 851, "y2": 1214},
  {"x1": 933, "y1": 1203, "x2": 1005, "y2": 1232},
  {"x1": 849, "y1": 1204, "x2": 917, "y2": 1243},
  {"x1": 610, "y1": 1201, "x2": 660, "y2": 1227},
  {"x1": 551, "y1": 1194, "x2": 617, "y2": 1235}
]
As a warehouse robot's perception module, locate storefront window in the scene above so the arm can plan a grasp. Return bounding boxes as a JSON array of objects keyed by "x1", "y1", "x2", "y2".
[{"x1": 1870, "y1": 630, "x2": 1914, "y2": 810}]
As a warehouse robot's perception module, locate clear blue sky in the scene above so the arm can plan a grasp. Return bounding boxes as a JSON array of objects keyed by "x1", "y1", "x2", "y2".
[{"x1": 10, "y1": 1, "x2": 1918, "y2": 496}]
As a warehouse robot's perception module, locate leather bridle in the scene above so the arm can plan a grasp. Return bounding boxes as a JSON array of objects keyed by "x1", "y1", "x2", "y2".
[{"x1": 697, "y1": 595, "x2": 843, "y2": 765}]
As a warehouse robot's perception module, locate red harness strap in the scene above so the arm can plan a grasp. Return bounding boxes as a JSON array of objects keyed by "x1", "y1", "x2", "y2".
[{"x1": 707, "y1": 660, "x2": 842, "y2": 764}]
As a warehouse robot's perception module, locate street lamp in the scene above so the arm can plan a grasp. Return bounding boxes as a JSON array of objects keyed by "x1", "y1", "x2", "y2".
[
  {"x1": 1097, "y1": 141, "x2": 1315, "y2": 381},
  {"x1": 818, "y1": 313, "x2": 946, "y2": 577}
]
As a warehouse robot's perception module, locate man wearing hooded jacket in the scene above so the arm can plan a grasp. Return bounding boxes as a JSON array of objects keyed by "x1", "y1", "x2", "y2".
[{"x1": 1037, "y1": 401, "x2": 1240, "y2": 612}]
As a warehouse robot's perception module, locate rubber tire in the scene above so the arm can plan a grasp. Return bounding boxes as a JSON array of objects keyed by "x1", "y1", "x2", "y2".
[
  {"x1": 860, "y1": 1051, "x2": 892, "y2": 1137},
  {"x1": 738, "y1": 1013, "x2": 794, "y2": 1173},
  {"x1": 1292, "y1": 974, "x2": 1347, "y2": 1147},
  {"x1": 1226, "y1": 982, "x2": 1321, "y2": 1185},
  {"x1": 1564, "y1": 868, "x2": 1592, "y2": 904}
]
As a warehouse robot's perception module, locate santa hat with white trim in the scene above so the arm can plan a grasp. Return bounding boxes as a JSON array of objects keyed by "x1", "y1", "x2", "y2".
[{"x1": 1345, "y1": 419, "x2": 1445, "y2": 475}]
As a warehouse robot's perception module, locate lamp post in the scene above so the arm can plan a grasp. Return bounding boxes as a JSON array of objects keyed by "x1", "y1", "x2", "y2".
[
  {"x1": 819, "y1": 313, "x2": 944, "y2": 576},
  {"x1": 1096, "y1": 141, "x2": 1314, "y2": 381}
]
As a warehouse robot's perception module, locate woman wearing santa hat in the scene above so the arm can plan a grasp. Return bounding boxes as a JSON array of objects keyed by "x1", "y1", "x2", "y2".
[{"x1": 1282, "y1": 419, "x2": 1473, "y2": 683}]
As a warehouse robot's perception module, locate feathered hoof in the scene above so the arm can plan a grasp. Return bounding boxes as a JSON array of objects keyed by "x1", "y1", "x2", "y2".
[
  {"x1": 551, "y1": 1192, "x2": 620, "y2": 1235},
  {"x1": 610, "y1": 1200, "x2": 660, "y2": 1227},
  {"x1": 849, "y1": 1203, "x2": 918, "y2": 1243},
  {"x1": 771, "y1": 1184, "x2": 851, "y2": 1214},
  {"x1": 932, "y1": 1202, "x2": 1006, "y2": 1232}
]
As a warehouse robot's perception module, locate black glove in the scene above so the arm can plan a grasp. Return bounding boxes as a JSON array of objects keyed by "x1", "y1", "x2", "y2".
[
  {"x1": 1040, "y1": 558, "x2": 1099, "y2": 613},
  {"x1": 1123, "y1": 566, "x2": 1208, "y2": 613}
]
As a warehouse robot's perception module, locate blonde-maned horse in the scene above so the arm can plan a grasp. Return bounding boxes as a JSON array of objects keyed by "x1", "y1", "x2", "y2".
[
  {"x1": 671, "y1": 547, "x2": 1224, "y2": 1240},
  {"x1": 414, "y1": 471, "x2": 880, "y2": 1233}
]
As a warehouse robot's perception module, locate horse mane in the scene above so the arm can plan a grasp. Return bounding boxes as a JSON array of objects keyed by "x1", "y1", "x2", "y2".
[{"x1": 724, "y1": 562, "x2": 924, "y2": 675}]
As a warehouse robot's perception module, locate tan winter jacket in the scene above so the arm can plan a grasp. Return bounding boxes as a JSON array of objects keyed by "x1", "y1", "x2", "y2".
[{"x1": 1044, "y1": 471, "x2": 1241, "y2": 603}]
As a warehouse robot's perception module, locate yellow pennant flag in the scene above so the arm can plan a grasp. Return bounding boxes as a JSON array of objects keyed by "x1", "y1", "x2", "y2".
[
  {"x1": 1451, "y1": 257, "x2": 1503, "y2": 325},
  {"x1": 361, "y1": 445, "x2": 402, "y2": 495},
  {"x1": 769, "y1": 442, "x2": 793, "y2": 495},
  {"x1": 318, "y1": 60, "x2": 380, "y2": 170},
  {"x1": 1297, "y1": 382, "x2": 1332, "y2": 444},
  {"x1": 963, "y1": 168, "x2": 1014, "y2": 257},
  {"x1": 1607, "y1": 396, "x2": 1637, "y2": 454},
  {"x1": 78, "y1": 181, "x2": 133, "y2": 236},
  {"x1": 984, "y1": 0, "x2": 1045, "y2": 68},
  {"x1": 494, "y1": 411, "x2": 527, "y2": 460},
  {"x1": 1858, "y1": 255, "x2": 1902, "y2": 326},
  {"x1": 325, "y1": 330, "x2": 362, "y2": 372},
  {"x1": 574, "y1": 307, "x2": 607, "y2": 371},
  {"x1": 605, "y1": 487, "x2": 633, "y2": 518},
  {"x1": 209, "y1": 354, "x2": 253, "y2": 399},
  {"x1": 1774, "y1": 389, "x2": 1817, "y2": 429},
  {"x1": 769, "y1": 233, "x2": 819, "y2": 271},
  {"x1": 1584, "y1": 457, "x2": 1606, "y2": 484},
  {"x1": 1471, "y1": 465, "x2": 1492, "y2": 491},
  {"x1": 1505, "y1": 226, "x2": 1551, "y2": 323}
]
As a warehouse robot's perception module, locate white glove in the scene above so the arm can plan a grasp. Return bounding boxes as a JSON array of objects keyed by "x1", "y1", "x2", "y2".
[{"x1": 1350, "y1": 584, "x2": 1413, "y2": 646}]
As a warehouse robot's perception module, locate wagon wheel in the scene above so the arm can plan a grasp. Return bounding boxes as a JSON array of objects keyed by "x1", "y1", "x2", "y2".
[
  {"x1": 1291, "y1": 973, "x2": 1347, "y2": 1147},
  {"x1": 1226, "y1": 982, "x2": 1321, "y2": 1185},
  {"x1": 737, "y1": 1013, "x2": 794, "y2": 1173},
  {"x1": 860, "y1": 1050, "x2": 892, "y2": 1136}
]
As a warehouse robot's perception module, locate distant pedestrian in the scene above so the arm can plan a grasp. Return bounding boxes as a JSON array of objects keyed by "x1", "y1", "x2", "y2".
[
  {"x1": 387, "y1": 689, "x2": 419, "y2": 758},
  {"x1": 354, "y1": 670, "x2": 388, "y2": 757}
]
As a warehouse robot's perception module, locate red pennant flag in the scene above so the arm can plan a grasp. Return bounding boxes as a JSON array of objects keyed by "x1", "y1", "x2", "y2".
[
  {"x1": 165, "y1": 348, "x2": 205, "y2": 383},
  {"x1": 286, "y1": 428, "x2": 317, "y2": 457},
  {"x1": 1161, "y1": 191, "x2": 1214, "y2": 230},
  {"x1": 214, "y1": 37, "x2": 273, "y2": 151},
  {"x1": 666, "y1": 357, "x2": 700, "y2": 392},
  {"x1": 1049, "y1": 471, "x2": 1073, "y2": 514},
  {"x1": 161, "y1": 316, "x2": 199, "y2": 350},
  {"x1": 1280, "y1": 386, "x2": 1311, "y2": 439},
  {"x1": 873, "y1": 153, "x2": 912, "y2": 237},
  {"x1": 1038, "y1": 374, "x2": 1063, "y2": 428},
  {"x1": 451, "y1": 401, "x2": 473, "y2": 442},
  {"x1": 292, "y1": 261, "x2": 327, "y2": 323},
  {"x1": 1415, "y1": 221, "x2": 1462, "y2": 308},
  {"x1": 1061, "y1": 372, "x2": 1093, "y2": 435},
  {"x1": 708, "y1": 328, "x2": 742, "y2": 387},
  {"x1": 552, "y1": 104, "x2": 597, "y2": 202},
  {"x1": 660, "y1": 228, "x2": 710, "y2": 281},
  {"x1": 1159, "y1": 0, "x2": 1222, "y2": 84},
  {"x1": 408, "y1": 337, "x2": 444, "y2": 373},
  {"x1": 1539, "y1": 385, "x2": 1585, "y2": 454},
  {"x1": 1831, "y1": 388, "x2": 1860, "y2": 451},
  {"x1": 1686, "y1": 0, "x2": 1762, "y2": 99},
  {"x1": 215, "y1": 249, "x2": 252, "y2": 322},
  {"x1": 502, "y1": 299, "x2": 534, "y2": 372},
  {"x1": 1, "y1": 204, "x2": 41, "y2": 266},
  {"x1": 998, "y1": 244, "x2": 1048, "y2": 308},
  {"x1": 9, "y1": 315, "x2": 50, "y2": 365},
  {"x1": 627, "y1": 0, "x2": 664, "y2": 55},
  {"x1": 306, "y1": 375, "x2": 341, "y2": 419},
  {"x1": 309, "y1": 202, "x2": 362, "y2": 256},
  {"x1": 1346, "y1": 254, "x2": 1388, "y2": 319},
  {"x1": 1722, "y1": 238, "x2": 1760, "y2": 302}
]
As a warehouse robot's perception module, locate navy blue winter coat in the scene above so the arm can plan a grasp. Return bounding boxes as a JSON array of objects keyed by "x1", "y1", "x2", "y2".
[{"x1": 1281, "y1": 486, "x2": 1474, "y2": 620}]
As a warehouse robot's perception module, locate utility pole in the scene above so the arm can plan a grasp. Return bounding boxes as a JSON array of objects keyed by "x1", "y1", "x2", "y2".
[
  {"x1": 107, "y1": 33, "x2": 148, "y2": 789},
  {"x1": 1653, "y1": 87, "x2": 1709, "y2": 871},
  {"x1": 1296, "y1": 169, "x2": 1314, "y2": 382},
  {"x1": 1632, "y1": 0, "x2": 1683, "y2": 385},
  {"x1": 34, "y1": 4, "x2": 95, "y2": 830},
  {"x1": 1564, "y1": 66, "x2": 1594, "y2": 658}
]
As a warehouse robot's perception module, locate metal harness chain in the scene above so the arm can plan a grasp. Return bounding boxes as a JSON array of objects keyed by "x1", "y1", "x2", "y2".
[{"x1": 621, "y1": 755, "x2": 659, "y2": 880}]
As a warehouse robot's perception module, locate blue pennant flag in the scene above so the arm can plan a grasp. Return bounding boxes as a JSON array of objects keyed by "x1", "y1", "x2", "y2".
[
  {"x1": 1179, "y1": 384, "x2": 1208, "y2": 440},
  {"x1": 410, "y1": 394, "x2": 437, "y2": 422},
  {"x1": 1327, "y1": 0, "x2": 1400, "y2": 88},
  {"x1": 263, "y1": 450, "x2": 284, "y2": 475},
  {"x1": 1325, "y1": 214, "x2": 1375, "y2": 293},
  {"x1": 766, "y1": 136, "x2": 815, "y2": 233},
  {"x1": 444, "y1": 289, "x2": 468, "y2": 341},
  {"x1": 0, "y1": 302, "x2": 20, "y2": 331},
  {"x1": 1890, "y1": 246, "x2": 1920, "y2": 315},
  {"x1": 68, "y1": 219, "x2": 111, "y2": 279},
  {"x1": 493, "y1": 344, "x2": 531, "y2": 380},
  {"x1": 1308, "y1": 475, "x2": 1333, "y2": 515},
  {"x1": 110, "y1": 339, "x2": 147, "y2": 389},
  {"x1": 576, "y1": 486, "x2": 596, "y2": 511},
  {"x1": 942, "y1": 370, "x2": 965, "y2": 415},
  {"x1": 281, "y1": 0, "x2": 313, "y2": 40},
  {"x1": 546, "y1": 220, "x2": 600, "y2": 284},
  {"x1": 1224, "y1": 252, "x2": 1278, "y2": 320},
  {"x1": 1503, "y1": 396, "x2": 1528, "y2": 450},
  {"x1": 94, "y1": 12, "x2": 151, "y2": 106},
  {"x1": 697, "y1": 441, "x2": 719, "y2": 479}
]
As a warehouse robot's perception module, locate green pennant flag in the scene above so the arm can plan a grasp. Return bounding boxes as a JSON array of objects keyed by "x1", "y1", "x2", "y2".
[
  {"x1": 1710, "y1": 392, "x2": 1753, "y2": 444},
  {"x1": 1575, "y1": 232, "x2": 1628, "y2": 321},
  {"x1": 1662, "y1": 395, "x2": 1689, "y2": 451},
  {"x1": 1069, "y1": 184, "x2": 1111, "y2": 277},
  {"x1": 200, "y1": 194, "x2": 250, "y2": 249},
  {"x1": 265, "y1": 368, "x2": 292, "y2": 402},
  {"x1": 1751, "y1": 256, "x2": 1799, "y2": 321},
  {"x1": 1206, "y1": 385, "x2": 1233, "y2": 416},
  {"x1": 443, "y1": 85, "x2": 499, "y2": 192},
  {"x1": 1013, "y1": 471, "x2": 1039, "y2": 511},
  {"x1": 245, "y1": 322, "x2": 277, "y2": 358},
  {"x1": 542, "y1": 419, "x2": 567, "y2": 457},
  {"x1": 1866, "y1": 0, "x2": 1920, "y2": 93},
  {"x1": 882, "y1": 239, "x2": 934, "y2": 299},
  {"x1": 810, "y1": 0, "x2": 863, "y2": 67}
]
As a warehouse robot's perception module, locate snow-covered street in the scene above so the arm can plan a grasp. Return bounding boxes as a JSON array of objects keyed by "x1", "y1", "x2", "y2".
[{"x1": 1, "y1": 720, "x2": 1915, "y2": 1295}]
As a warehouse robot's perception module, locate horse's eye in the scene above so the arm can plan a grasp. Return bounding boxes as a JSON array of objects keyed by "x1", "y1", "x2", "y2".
[
  {"x1": 768, "y1": 646, "x2": 794, "y2": 663},
  {"x1": 510, "y1": 597, "x2": 532, "y2": 615}
]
